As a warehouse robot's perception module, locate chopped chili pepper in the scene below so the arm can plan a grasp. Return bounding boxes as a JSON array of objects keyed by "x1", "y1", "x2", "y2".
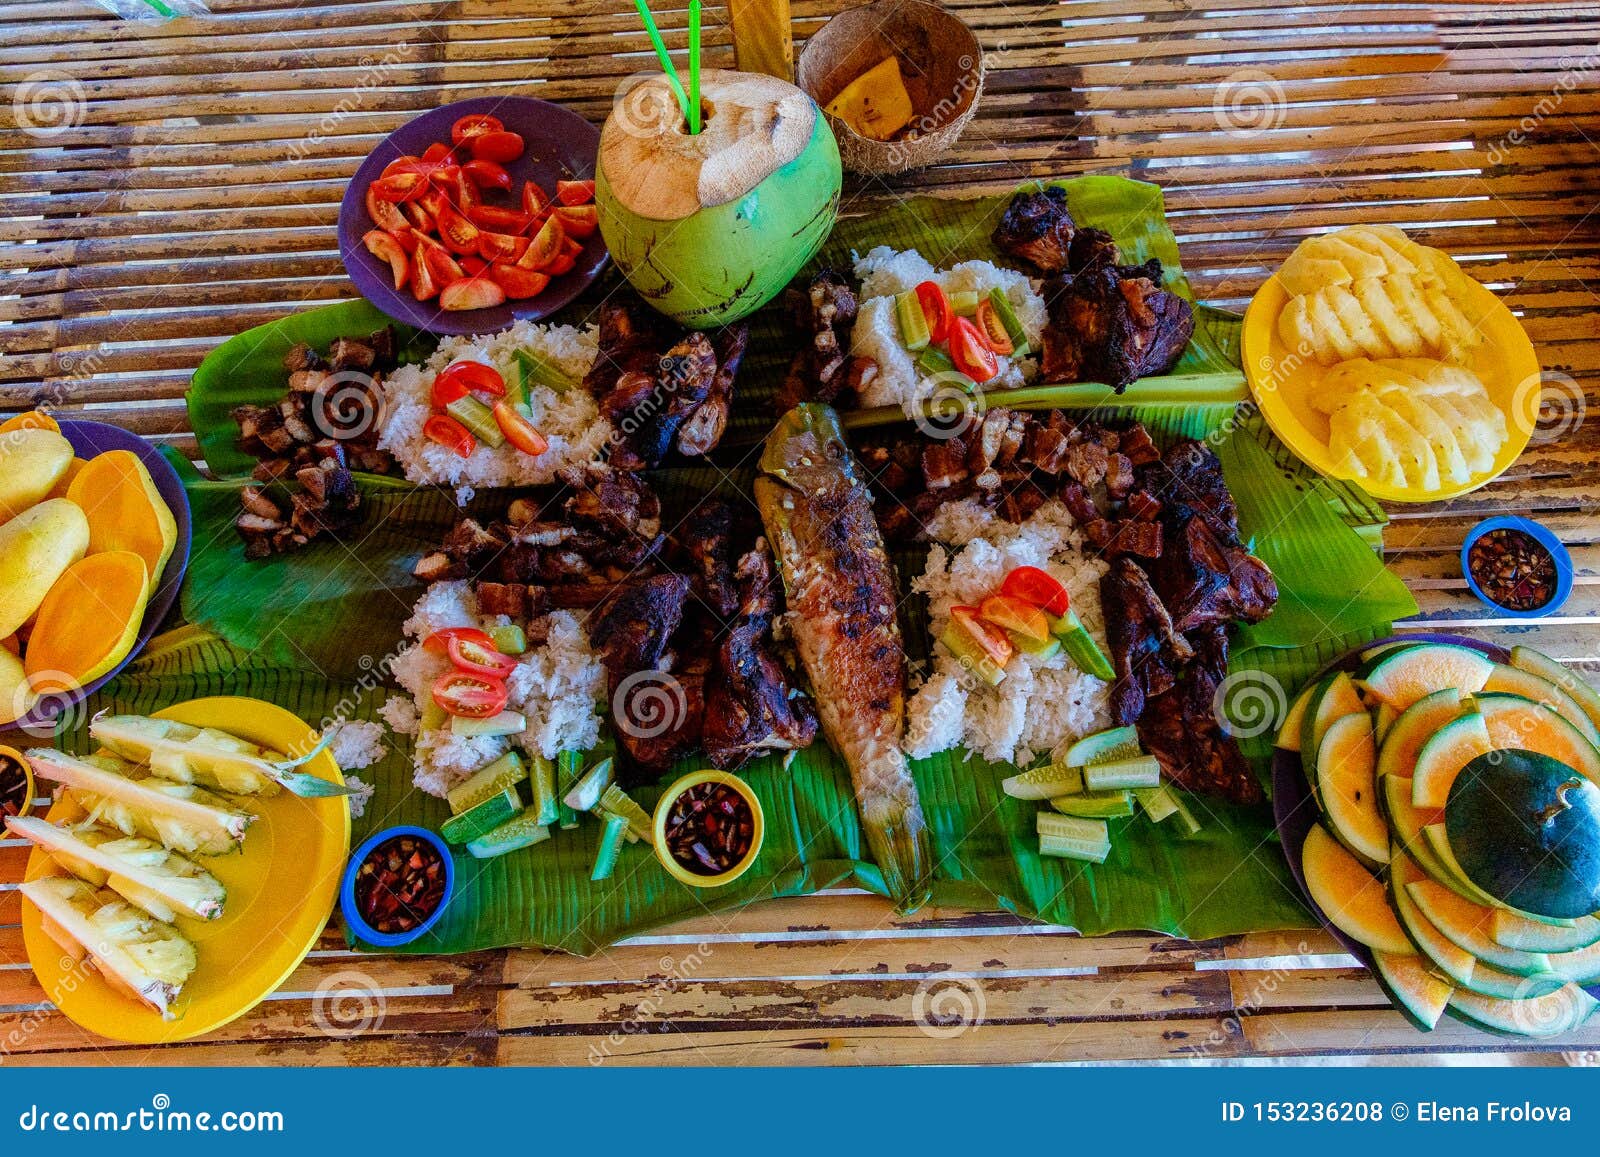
[
  {"x1": 353, "y1": 834, "x2": 447, "y2": 935},
  {"x1": 663, "y1": 781, "x2": 757, "y2": 876}
]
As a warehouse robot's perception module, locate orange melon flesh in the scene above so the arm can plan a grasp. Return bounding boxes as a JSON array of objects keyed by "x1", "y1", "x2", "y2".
[
  {"x1": 1391, "y1": 851, "x2": 1477, "y2": 986},
  {"x1": 1411, "y1": 711, "x2": 1492, "y2": 810},
  {"x1": 1373, "y1": 950, "x2": 1453, "y2": 1030},
  {"x1": 64, "y1": 450, "x2": 177, "y2": 592},
  {"x1": 1483, "y1": 664, "x2": 1600, "y2": 746},
  {"x1": 1405, "y1": 879, "x2": 1552, "y2": 976},
  {"x1": 1448, "y1": 983, "x2": 1598, "y2": 1038},
  {"x1": 24, "y1": 551, "x2": 148, "y2": 685},
  {"x1": 1302, "y1": 823, "x2": 1412, "y2": 955},
  {"x1": 1361, "y1": 644, "x2": 1493, "y2": 711},
  {"x1": 1474, "y1": 694, "x2": 1600, "y2": 786},
  {"x1": 1376, "y1": 687, "x2": 1464, "y2": 780},
  {"x1": 1314, "y1": 712, "x2": 1389, "y2": 866}
]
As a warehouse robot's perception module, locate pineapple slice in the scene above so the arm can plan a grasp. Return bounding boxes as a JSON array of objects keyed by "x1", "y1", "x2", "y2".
[
  {"x1": 7, "y1": 816, "x2": 225, "y2": 921},
  {"x1": 91, "y1": 715, "x2": 283, "y2": 796}
]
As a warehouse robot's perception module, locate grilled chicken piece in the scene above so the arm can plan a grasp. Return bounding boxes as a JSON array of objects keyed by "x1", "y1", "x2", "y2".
[
  {"x1": 678, "y1": 323, "x2": 747, "y2": 457},
  {"x1": 777, "y1": 269, "x2": 861, "y2": 409},
  {"x1": 1137, "y1": 626, "x2": 1262, "y2": 804},
  {"x1": 678, "y1": 498, "x2": 741, "y2": 621},
  {"x1": 1068, "y1": 227, "x2": 1121, "y2": 273},
  {"x1": 1041, "y1": 260, "x2": 1195, "y2": 390},
  {"x1": 755, "y1": 405, "x2": 931, "y2": 908},
  {"x1": 588, "y1": 574, "x2": 702, "y2": 777},
  {"x1": 992, "y1": 185, "x2": 1076, "y2": 273},
  {"x1": 702, "y1": 542, "x2": 819, "y2": 770},
  {"x1": 583, "y1": 298, "x2": 674, "y2": 401},
  {"x1": 1101, "y1": 558, "x2": 1193, "y2": 726}
]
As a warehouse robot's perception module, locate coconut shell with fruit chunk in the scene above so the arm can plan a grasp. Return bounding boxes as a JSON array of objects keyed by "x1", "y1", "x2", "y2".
[{"x1": 798, "y1": 0, "x2": 983, "y2": 176}]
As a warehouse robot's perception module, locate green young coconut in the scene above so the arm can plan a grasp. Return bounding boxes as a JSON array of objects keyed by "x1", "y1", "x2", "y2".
[{"x1": 596, "y1": 68, "x2": 842, "y2": 328}]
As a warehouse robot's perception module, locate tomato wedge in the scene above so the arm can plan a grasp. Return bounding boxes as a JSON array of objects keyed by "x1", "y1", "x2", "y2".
[
  {"x1": 914, "y1": 281, "x2": 953, "y2": 344},
  {"x1": 469, "y1": 130, "x2": 525, "y2": 163},
  {"x1": 365, "y1": 184, "x2": 410, "y2": 234},
  {"x1": 493, "y1": 400, "x2": 548, "y2": 455},
  {"x1": 974, "y1": 298, "x2": 1014, "y2": 355},
  {"x1": 551, "y1": 204, "x2": 597, "y2": 238},
  {"x1": 466, "y1": 204, "x2": 532, "y2": 233},
  {"x1": 999, "y1": 565, "x2": 1070, "y2": 617},
  {"x1": 517, "y1": 215, "x2": 565, "y2": 270},
  {"x1": 432, "y1": 670, "x2": 509, "y2": 719},
  {"x1": 423, "y1": 413, "x2": 474, "y2": 457},
  {"x1": 423, "y1": 626, "x2": 496, "y2": 656},
  {"x1": 949, "y1": 316, "x2": 1000, "y2": 383},
  {"x1": 522, "y1": 179, "x2": 551, "y2": 217},
  {"x1": 463, "y1": 159, "x2": 513, "y2": 191},
  {"x1": 370, "y1": 171, "x2": 426, "y2": 202},
  {"x1": 431, "y1": 360, "x2": 506, "y2": 407},
  {"x1": 446, "y1": 635, "x2": 519, "y2": 679},
  {"x1": 556, "y1": 179, "x2": 596, "y2": 205},
  {"x1": 450, "y1": 113, "x2": 504, "y2": 145},
  {"x1": 421, "y1": 141, "x2": 454, "y2": 164}
]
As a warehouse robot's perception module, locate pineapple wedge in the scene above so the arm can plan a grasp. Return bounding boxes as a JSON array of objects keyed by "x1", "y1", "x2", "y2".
[
  {"x1": 21, "y1": 875, "x2": 197, "y2": 1017},
  {"x1": 7, "y1": 816, "x2": 225, "y2": 921},
  {"x1": 28, "y1": 749, "x2": 255, "y2": 856},
  {"x1": 91, "y1": 715, "x2": 284, "y2": 797}
]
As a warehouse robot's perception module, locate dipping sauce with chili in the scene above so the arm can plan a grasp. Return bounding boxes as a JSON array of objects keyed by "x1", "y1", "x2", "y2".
[
  {"x1": 352, "y1": 833, "x2": 448, "y2": 935},
  {"x1": 662, "y1": 780, "x2": 757, "y2": 877},
  {"x1": 0, "y1": 751, "x2": 30, "y2": 818},
  {"x1": 1468, "y1": 527, "x2": 1558, "y2": 612}
]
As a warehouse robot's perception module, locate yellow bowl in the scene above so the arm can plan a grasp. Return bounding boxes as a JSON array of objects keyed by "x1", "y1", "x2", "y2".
[
  {"x1": 20, "y1": 696, "x2": 350, "y2": 1044},
  {"x1": 651, "y1": 769, "x2": 764, "y2": 889},
  {"x1": 1241, "y1": 272, "x2": 1541, "y2": 503},
  {"x1": 0, "y1": 745, "x2": 34, "y2": 819}
]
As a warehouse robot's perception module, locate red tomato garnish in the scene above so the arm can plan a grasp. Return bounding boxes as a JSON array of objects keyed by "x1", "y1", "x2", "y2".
[
  {"x1": 543, "y1": 251, "x2": 576, "y2": 276},
  {"x1": 999, "y1": 566, "x2": 1070, "y2": 617},
  {"x1": 556, "y1": 179, "x2": 596, "y2": 205},
  {"x1": 469, "y1": 130, "x2": 525, "y2": 163},
  {"x1": 362, "y1": 230, "x2": 409, "y2": 290},
  {"x1": 522, "y1": 180, "x2": 551, "y2": 218},
  {"x1": 423, "y1": 626, "x2": 496, "y2": 656},
  {"x1": 431, "y1": 360, "x2": 506, "y2": 407},
  {"x1": 517, "y1": 215, "x2": 565, "y2": 271},
  {"x1": 366, "y1": 184, "x2": 410, "y2": 234},
  {"x1": 431, "y1": 671, "x2": 508, "y2": 719},
  {"x1": 402, "y1": 199, "x2": 433, "y2": 233},
  {"x1": 463, "y1": 159, "x2": 513, "y2": 192},
  {"x1": 440, "y1": 276, "x2": 506, "y2": 311},
  {"x1": 914, "y1": 281, "x2": 953, "y2": 344},
  {"x1": 421, "y1": 141, "x2": 454, "y2": 164},
  {"x1": 974, "y1": 298, "x2": 1014, "y2": 355},
  {"x1": 434, "y1": 199, "x2": 481, "y2": 255},
  {"x1": 422, "y1": 413, "x2": 473, "y2": 456},
  {"x1": 466, "y1": 204, "x2": 532, "y2": 234},
  {"x1": 446, "y1": 635, "x2": 519, "y2": 679},
  {"x1": 477, "y1": 230, "x2": 527, "y2": 264},
  {"x1": 370, "y1": 171, "x2": 426, "y2": 202},
  {"x1": 450, "y1": 113, "x2": 504, "y2": 145},
  {"x1": 488, "y1": 262, "x2": 550, "y2": 300},
  {"x1": 493, "y1": 400, "x2": 548, "y2": 455},
  {"x1": 551, "y1": 204, "x2": 597, "y2": 238},
  {"x1": 459, "y1": 254, "x2": 488, "y2": 277},
  {"x1": 416, "y1": 236, "x2": 465, "y2": 285},
  {"x1": 949, "y1": 316, "x2": 1000, "y2": 383}
]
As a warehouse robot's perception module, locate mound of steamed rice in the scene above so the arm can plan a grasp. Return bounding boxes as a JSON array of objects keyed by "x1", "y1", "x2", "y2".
[
  {"x1": 378, "y1": 320, "x2": 612, "y2": 502},
  {"x1": 382, "y1": 580, "x2": 606, "y2": 799},
  {"x1": 904, "y1": 498, "x2": 1112, "y2": 768},
  {"x1": 849, "y1": 246, "x2": 1047, "y2": 414}
]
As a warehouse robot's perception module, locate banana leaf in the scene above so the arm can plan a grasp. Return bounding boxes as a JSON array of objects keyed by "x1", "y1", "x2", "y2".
[{"x1": 132, "y1": 177, "x2": 1419, "y2": 952}]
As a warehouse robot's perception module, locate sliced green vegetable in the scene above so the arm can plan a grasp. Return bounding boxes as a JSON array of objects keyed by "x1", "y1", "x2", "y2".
[
  {"x1": 466, "y1": 810, "x2": 551, "y2": 859},
  {"x1": 512, "y1": 346, "x2": 579, "y2": 395},
  {"x1": 1083, "y1": 755, "x2": 1162, "y2": 791},
  {"x1": 1037, "y1": 812, "x2": 1111, "y2": 862},
  {"x1": 418, "y1": 697, "x2": 448, "y2": 733},
  {"x1": 1132, "y1": 784, "x2": 1180, "y2": 822},
  {"x1": 590, "y1": 813, "x2": 630, "y2": 881},
  {"x1": 947, "y1": 290, "x2": 980, "y2": 316},
  {"x1": 487, "y1": 624, "x2": 526, "y2": 655},
  {"x1": 445, "y1": 750, "x2": 527, "y2": 815},
  {"x1": 1050, "y1": 789, "x2": 1134, "y2": 818},
  {"x1": 563, "y1": 756, "x2": 615, "y2": 812},
  {"x1": 1063, "y1": 726, "x2": 1141, "y2": 767},
  {"x1": 1048, "y1": 609, "x2": 1114, "y2": 681},
  {"x1": 444, "y1": 394, "x2": 505, "y2": 448},
  {"x1": 1001, "y1": 761, "x2": 1084, "y2": 800},
  {"x1": 598, "y1": 784, "x2": 652, "y2": 843},
  {"x1": 449, "y1": 709, "x2": 524, "y2": 738},
  {"x1": 440, "y1": 784, "x2": 522, "y2": 844},
  {"x1": 895, "y1": 288, "x2": 930, "y2": 351},
  {"x1": 528, "y1": 753, "x2": 559, "y2": 827},
  {"x1": 986, "y1": 288, "x2": 1030, "y2": 357}
]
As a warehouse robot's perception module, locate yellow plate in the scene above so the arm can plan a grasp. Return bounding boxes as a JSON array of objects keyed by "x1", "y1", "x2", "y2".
[
  {"x1": 1241, "y1": 272, "x2": 1541, "y2": 503},
  {"x1": 21, "y1": 697, "x2": 350, "y2": 1044}
]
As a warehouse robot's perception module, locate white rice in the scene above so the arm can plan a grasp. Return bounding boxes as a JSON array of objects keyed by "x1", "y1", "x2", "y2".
[
  {"x1": 904, "y1": 498, "x2": 1112, "y2": 768},
  {"x1": 849, "y1": 246, "x2": 1046, "y2": 413},
  {"x1": 378, "y1": 320, "x2": 612, "y2": 502},
  {"x1": 391, "y1": 580, "x2": 607, "y2": 798},
  {"x1": 322, "y1": 719, "x2": 387, "y2": 771},
  {"x1": 343, "y1": 775, "x2": 376, "y2": 820}
]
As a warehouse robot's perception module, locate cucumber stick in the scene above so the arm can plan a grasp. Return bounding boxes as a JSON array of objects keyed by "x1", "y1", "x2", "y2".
[
  {"x1": 1063, "y1": 726, "x2": 1140, "y2": 767},
  {"x1": 467, "y1": 810, "x2": 551, "y2": 859},
  {"x1": 1002, "y1": 761, "x2": 1084, "y2": 800},
  {"x1": 598, "y1": 784, "x2": 652, "y2": 842},
  {"x1": 1083, "y1": 755, "x2": 1162, "y2": 791},
  {"x1": 563, "y1": 756, "x2": 614, "y2": 812},
  {"x1": 1050, "y1": 789, "x2": 1133, "y2": 818},
  {"x1": 440, "y1": 785, "x2": 522, "y2": 844},
  {"x1": 590, "y1": 813, "x2": 630, "y2": 881},
  {"x1": 528, "y1": 753, "x2": 559, "y2": 826},
  {"x1": 1037, "y1": 812, "x2": 1111, "y2": 862},
  {"x1": 446, "y1": 750, "x2": 527, "y2": 815}
]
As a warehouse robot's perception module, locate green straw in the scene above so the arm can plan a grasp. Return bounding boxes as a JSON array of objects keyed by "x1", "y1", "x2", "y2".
[
  {"x1": 687, "y1": 0, "x2": 702, "y2": 135},
  {"x1": 632, "y1": 0, "x2": 691, "y2": 127}
]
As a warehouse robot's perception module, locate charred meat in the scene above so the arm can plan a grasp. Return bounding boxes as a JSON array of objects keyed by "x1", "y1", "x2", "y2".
[
  {"x1": 992, "y1": 185, "x2": 1076, "y2": 274},
  {"x1": 234, "y1": 455, "x2": 361, "y2": 559},
  {"x1": 1040, "y1": 260, "x2": 1195, "y2": 390},
  {"x1": 588, "y1": 574, "x2": 702, "y2": 776},
  {"x1": 777, "y1": 269, "x2": 876, "y2": 410}
]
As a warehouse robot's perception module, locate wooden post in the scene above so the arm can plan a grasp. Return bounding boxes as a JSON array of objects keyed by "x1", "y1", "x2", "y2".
[{"x1": 728, "y1": 0, "x2": 793, "y2": 81}]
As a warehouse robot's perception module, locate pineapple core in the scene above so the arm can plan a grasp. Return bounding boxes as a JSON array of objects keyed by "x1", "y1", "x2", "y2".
[{"x1": 825, "y1": 57, "x2": 915, "y2": 141}]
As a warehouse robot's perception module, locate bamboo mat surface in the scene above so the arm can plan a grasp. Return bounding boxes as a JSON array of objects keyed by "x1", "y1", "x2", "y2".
[{"x1": 3, "y1": 0, "x2": 1600, "y2": 1065}]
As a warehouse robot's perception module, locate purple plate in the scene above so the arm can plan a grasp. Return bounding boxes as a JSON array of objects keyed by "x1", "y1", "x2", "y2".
[
  {"x1": 338, "y1": 96, "x2": 607, "y2": 336},
  {"x1": 1272, "y1": 632, "x2": 1600, "y2": 1003},
  {"x1": 16, "y1": 421, "x2": 192, "y2": 734}
]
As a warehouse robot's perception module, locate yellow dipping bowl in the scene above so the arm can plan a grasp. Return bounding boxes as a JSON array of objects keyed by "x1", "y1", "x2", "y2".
[
  {"x1": 0, "y1": 745, "x2": 35, "y2": 819},
  {"x1": 651, "y1": 769, "x2": 764, "y2": 889},
  {"x1": 1241, "y1": 272, "x2": 1541, "y2": 503}
]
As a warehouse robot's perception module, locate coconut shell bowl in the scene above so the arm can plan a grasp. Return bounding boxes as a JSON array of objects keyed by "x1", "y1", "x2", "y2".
[{"x1": 797, "y1": 0, "x2": 984, "y2": 177}]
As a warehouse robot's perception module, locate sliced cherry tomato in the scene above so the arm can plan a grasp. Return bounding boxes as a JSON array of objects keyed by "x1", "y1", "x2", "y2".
[
  {"x1": 452, "y1": 166, "x2": 480, "y2": 212},
  {"x1": 459, "y1": 254, "x2": 489, "y2": 277},
  {"x1": 999, "y1": 565, "x2": 1070, "y2": 617},
  {"x1": 463, "y1": 159, "x2": 513, "y2": 192},
  {"x1": 914, "y1": 281, "x2": 953, "y2": 344},
  {"x1": 522, "y1": 179, "x2": 551, "y2": 217},
  {"x1": 422, "y1": 413, "x2": 474, "y2": 456},
  {"x1": 370, "y1": 171, "x2": 426, "y2": 202},
  {"x1": 418, "y1": 183, "x2": 449, "y2": 220},
  {"x1": 543, "y1": 251, "x2": 577, "y2": 276},
  {"x1": 949, "y1": 316, "x2": 1000, "y2": 383},
  {"x1": 488, "y1": 262, "x2": 550, "y2": 301},
  {"x1": 423, "y1": 626, "x2": 496, "y2": 656},
  {"x1": 421, "y1": 141, "x2": 454, "y2": 164},
  {"x1": 402, "y1": 199, "x2": 434, "y2": 233},
  {"x1": 411, "y1": 244, "x2": 439, "y2": 300},
  {"x1": 362, "y1": 229, "x2": 410, "y2": 290},
  {"x1": 439, "y1": 275, "x2": 506, "y2": 311},
  {"x1": 469, "y1": 130, "x2": 525, "y2": 163},
  {"x1": 431, "y1": 670, "x2": 508, "y2": 718},
  {"x1": 556, "y1": 179, "x2": 596, "y2": 205},
  {"x1": 450, "y1": 113, "x2": 504, "y2": 145},
  {"x1": 974, "y1": 298, "x2": 1014, "y2": 355},
  {"x1": 517, "y1": 215, "x2": 565, "y2": 270},
  {"x1": 431, "y1": 360, "x2": 507, "y2": 407},
  {"x1": 466, "y1": 204, "x2": 533, "y2": 233},
  {"x1": 424, "y1": 162, "x2": 461, "y2": 188},
  {"x1": 493, "y1": 400, "x2": 548, "y2": 455},
  {"x1": 446, "y1": 635, "x2": 519, "y2": 679},
  {"x1": 551, "y1": 204, "x2": 597, "y2": 238},
  {"x1": 434, "y1": 199, "x2": 481, "y2": 255},
  {"x1": 417, "y1": 236, "x2": 465, "y2": 285},
  {"x1": 386, "y1": 225, "x2": 421, "y2": 254},
  {"x1": 559, "y1": 235, "x2": 582, "y2": 259},
  {"x1": 366, "y1": 184, "x2": 410, "y2": 234},
  {"x1": 381, "y1": 156, "x2": 449, "y2": 181},
  {"x1": 477, "y1": 230, "x2": 527, "y2": 263}
]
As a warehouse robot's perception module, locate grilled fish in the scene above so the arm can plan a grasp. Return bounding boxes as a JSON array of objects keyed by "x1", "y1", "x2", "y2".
[{"x1": 754, "y1": 405, "x2": 932, "y2": 909}]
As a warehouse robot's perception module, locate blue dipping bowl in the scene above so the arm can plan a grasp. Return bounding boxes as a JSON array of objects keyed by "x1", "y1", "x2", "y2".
[
  {"x1": 340, "y1": 826, "x2": 455, "y2": 948},
  {"x1": 1460, "y1": 515, "x2": 1572, "y2": 619}
]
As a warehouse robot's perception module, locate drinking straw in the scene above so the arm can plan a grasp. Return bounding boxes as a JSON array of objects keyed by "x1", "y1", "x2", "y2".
[
  {"x1": 687, "y1": 0, "x2": 702, "y2": 134},
  {"x1": 632, "y1": 0, "x2": 691, "y2": 126}
]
